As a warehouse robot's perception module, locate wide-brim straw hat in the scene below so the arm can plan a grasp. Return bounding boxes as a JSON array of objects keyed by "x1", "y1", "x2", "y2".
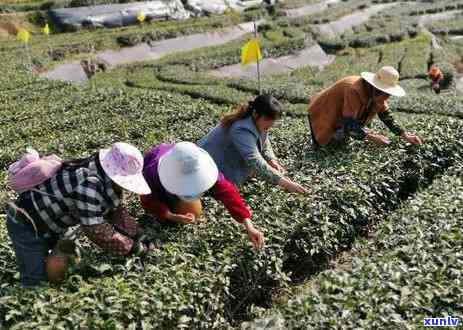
[
  {"x1": 361, "y1": 66, "x2": 406, "y2": 97},
  {"x1": 99, "y1": 142, "x2": 151, "y2": 195},
  {"x1": 158, "y1": 142, "x2": 218, "y2": 198}
]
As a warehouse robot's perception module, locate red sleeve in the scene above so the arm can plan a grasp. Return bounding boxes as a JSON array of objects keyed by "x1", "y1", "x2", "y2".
[
  {"x1": 82, "y1": 223, "x2": 134, "y2": 256},
  {"x1": 211, "y1": 176, "x2": 251, "y2": 223},
  {"x1": 140, "y1": 194, "x2": 170, "y2": 220}
]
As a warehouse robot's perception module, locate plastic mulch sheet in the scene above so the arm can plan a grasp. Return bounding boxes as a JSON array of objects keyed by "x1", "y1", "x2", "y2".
[
  {"x1": 49, "y1": 1, "x2": 189, "y2": 31},
  {"x1": 49, "y1": 1, "x2": 276, "y2": 31},
  {"x1": 185, "y1": 0, "x2": 268, "y2": 15}
]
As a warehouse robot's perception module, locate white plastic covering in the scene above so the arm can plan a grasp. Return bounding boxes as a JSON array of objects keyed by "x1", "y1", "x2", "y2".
[
  {"x1": 50, "y1": 0, "x2": 278, "y2": 30},
  {"x1": 50, "y1": 1, "x2": 189, "y2": 30},
  {"x1": 185, "y1": 0, "x2": 271, "y2": 15}
]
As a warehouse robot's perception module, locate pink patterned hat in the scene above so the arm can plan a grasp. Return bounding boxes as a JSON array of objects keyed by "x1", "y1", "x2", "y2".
[{"x1": 99, "y1": 142, "x2": 151, "y2": 195}]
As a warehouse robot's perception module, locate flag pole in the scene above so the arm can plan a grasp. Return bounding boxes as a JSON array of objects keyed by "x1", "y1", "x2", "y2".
[
  {"x1": 253, "y1": 20, "x2": 261, "y2": 95},
  {"x1": 25, "y1": 42, "x2": 32, "y2": 71}
]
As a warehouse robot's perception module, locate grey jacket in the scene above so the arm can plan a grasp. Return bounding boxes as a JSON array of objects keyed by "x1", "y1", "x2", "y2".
[{"x1": 198, "y1": 116, "x2": 282, "y2": 187}]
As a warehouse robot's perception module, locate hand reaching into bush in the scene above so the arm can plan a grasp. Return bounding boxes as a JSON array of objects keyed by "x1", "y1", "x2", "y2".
[
  {"x1": 268, "y1": 159, "x2": 287, "y2": 175},
  {"x1": 165, "y1": 211, "x2": 197, "y2": 224},
  {"x1": 401, "y1": 132, "x2": 423, "y2": 145},
  {"x1": 366, "y1": 133, "x2": 391, "y2": 146},
  {"x1": 243, "y1": 219, "x2": 264, "y2": 250},
  {"x1": 278, "y1": 177, "x2": 308, "y2": 194}
]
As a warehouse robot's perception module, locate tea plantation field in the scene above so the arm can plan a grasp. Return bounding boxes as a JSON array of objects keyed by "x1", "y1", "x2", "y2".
[{"x1": 1, "y1": 0, "x2": 463, "y2": 329}]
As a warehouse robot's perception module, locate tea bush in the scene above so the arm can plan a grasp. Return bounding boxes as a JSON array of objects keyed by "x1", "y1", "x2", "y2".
[
  {"x1": 115, "y1": 15, "x2": 244, "y2": 48},
  {"x1": 159, "y1": 34, "x2": 307, "y2": 71},
  {"x1": 390, "y1": 92, "x2": 463, "y2": 119},
  {"x1": 248, "y1": 168, "x2": 463, "y2": 329},
  {"x1": 408, "y1": 1, "x2": 463, "y2": 16},
  {"x1": 277, "y1": 0, "x2": 371, "y2": 29},
  {"x1": 1, "y1": 1, "x2": 463, "y2": 328},
  {"x1": 125, "y1": 64, "x2": 317, "y2": 106},
  {"x1": 316, "y1": 33, "x2": 444, "y2": 82},
  {"x1": 318, "y1": 16, "x2": 419, "y2": 52},
  {"x1": 379, "y1": 0, "x2": 463, "y2": 18},
  {"x1": 2, "y1": 71, "x2": 462, "y2": 326},
  {"x1": 428, "y1": 15, "x2": 463, "y2": 36}
]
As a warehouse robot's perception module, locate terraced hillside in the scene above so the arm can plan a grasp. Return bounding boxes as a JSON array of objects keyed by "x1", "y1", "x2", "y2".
[{"x1": 1, "y1": 0, "x2": 462, "y2": 328}]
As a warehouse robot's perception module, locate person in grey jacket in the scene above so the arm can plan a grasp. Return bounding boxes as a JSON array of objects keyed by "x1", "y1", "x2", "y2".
[{"x1": 198, "y1": 94, "x2": 307, "y2": 194}]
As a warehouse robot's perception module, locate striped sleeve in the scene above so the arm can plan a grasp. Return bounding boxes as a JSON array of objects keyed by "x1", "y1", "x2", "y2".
[{"x1": 72, "y1": 176, "x2": 106, "y2": 226}]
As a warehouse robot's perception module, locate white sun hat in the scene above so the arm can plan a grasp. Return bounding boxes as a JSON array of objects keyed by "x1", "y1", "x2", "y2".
[
  {"x1": 99, "y1": 142, "x2": 151, "y2": 195},
  {"x1": 158, "y1": 142, "x2": 219, "y2": 198},
  {"x1": 361, "y1": 66, "x2": 406, "y2": 97}
]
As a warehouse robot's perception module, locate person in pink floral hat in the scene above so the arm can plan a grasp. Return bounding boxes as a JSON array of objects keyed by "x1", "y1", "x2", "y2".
[{"x1": 5, "y1": 142, "x2": 154, "y2": 288}]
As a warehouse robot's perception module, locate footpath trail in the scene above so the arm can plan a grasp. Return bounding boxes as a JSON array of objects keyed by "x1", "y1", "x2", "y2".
[
  {"x1": 41, "y1": 61, "x2": 89, "y2": 83},
  {"x1": 210, "y1": 44, "x2": 335, "y2": 78}
]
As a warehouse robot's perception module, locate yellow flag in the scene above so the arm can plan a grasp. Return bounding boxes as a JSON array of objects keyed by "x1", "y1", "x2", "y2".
[
  {"x1": 17, "y1": 28, "x2": 30, "y2": 44},
  {"x1": 137, "y1": 12, "x2": 145, "y2": 23},
  {"x1": 42, "y1": 23, "x2": 50, "y2": 36},
  {"x1": 241, "y1": 38, "x2": 262, "y2": 66}
]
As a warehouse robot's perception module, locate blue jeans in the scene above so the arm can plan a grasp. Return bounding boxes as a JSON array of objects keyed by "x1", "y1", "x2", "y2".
[{"x1": 6, "y1": 213, "x2": 52, "y2": 287}]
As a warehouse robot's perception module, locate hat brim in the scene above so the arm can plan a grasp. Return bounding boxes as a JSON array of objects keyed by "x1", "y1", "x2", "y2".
[
  {"x1": 99, "y1": 148, "x2": 151, "y2": 195},
  {"x1": 361, "y1": 72, "x2": 406, "y2": 97},
  {"x1": 158, "y1": 148, "x2": 219, "y2": 197}
]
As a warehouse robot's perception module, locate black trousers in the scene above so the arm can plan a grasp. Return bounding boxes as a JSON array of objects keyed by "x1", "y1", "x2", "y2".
[{"x1": 307, "y1": 114, "x2": 320, "y2": 149}]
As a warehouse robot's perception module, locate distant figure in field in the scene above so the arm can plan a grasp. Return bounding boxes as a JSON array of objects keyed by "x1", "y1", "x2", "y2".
[
  {"x1": 141, "y1": 142, "x2": 264, "y2": 249},
  {"x1": 428, "y1": 64, "x2": 444, "y2": 94},
  {"x1": 199, "y1": 94, "x2": 307, "y2": 194},
  {"x1": 307, "y1": 66, "x2": 423, "y2": 148}
]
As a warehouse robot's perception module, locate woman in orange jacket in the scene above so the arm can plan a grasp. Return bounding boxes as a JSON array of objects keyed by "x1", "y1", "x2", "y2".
[
  {"x1": 307, "y1": 66, "x2": 423, "y2": 148},
  {"x1": 428, "y1": 65, "x2": 444, "y2": 94}
]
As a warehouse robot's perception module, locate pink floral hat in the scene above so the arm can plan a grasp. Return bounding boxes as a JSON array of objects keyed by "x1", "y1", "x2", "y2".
[{"x1": 99, "y1": 142, "x2": 151, "y2": 195}]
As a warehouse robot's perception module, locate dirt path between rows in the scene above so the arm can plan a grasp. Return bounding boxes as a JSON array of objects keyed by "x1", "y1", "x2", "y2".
[
  {"x1": 209, "y1": 44, "x2": 335, "y2": 78},
  {"x1": 41, "y1": 61, "x2": 89, "y2": 83}
]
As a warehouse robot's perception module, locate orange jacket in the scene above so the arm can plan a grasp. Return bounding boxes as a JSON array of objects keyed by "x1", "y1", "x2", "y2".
[
  {"x1": 428, "y1": 66, "x2": 443, "y2": 83},
  {"x1": 307, "y1": 76, "x2": 389, "y2": 145}
]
